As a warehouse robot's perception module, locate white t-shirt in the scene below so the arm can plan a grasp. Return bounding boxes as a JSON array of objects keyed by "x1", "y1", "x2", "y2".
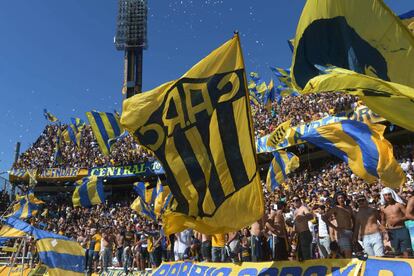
[
  {"x1": 176, "y1": 229, "x2": 193, "y2": 254},
  {"x1": 316, "y1": 213, "x2": 329, "y2": 238}
]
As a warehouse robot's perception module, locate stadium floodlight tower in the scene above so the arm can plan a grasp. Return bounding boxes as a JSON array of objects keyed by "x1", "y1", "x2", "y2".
[{"x1": 115, "y1": 0, "x2": 148, "y2": 98}]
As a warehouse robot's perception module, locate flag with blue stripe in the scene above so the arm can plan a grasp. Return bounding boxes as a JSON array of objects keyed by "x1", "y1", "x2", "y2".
[
  {"x1": 0, "y1": 216, "x2": 34, "y2": 237},
  {"x1": 62, "y1": 124, "x2": 82, "y2": 147},
  {"x1": 131, "y1": 196, "x2": 156, "y2": 221},
  {"x1": 53, "y1": 127, "x2": 63, "y2": 165},
  {"x1": 70, "y1": 117, "x2": 85, "y2": 131},
  {"x1": 43, "y1": 109, "x2": 59, "y2": 123},
  {"x1": 301, "y1": 120, "x2": 406, "y2": 188},
  {"x1": 33, "y1": 228, "x2": 85, "y2": 276},
  {"x1": 8, "y1": 192, "x2": 44, "y2": 220},
  {"x1": 72, "y1": 176, "x2": 105, "y2": 208},
  {"x1": 266, "y1": 150, "x2": 300, "y2": 191},
  {"x1": 86, "y1": 111, "x2": 124, "y2": 155},
  {"x1": 154, "y1": 178, "x2": 172, "y2": 217},
  {"x1": 270, "y1": 67, "x2": 291, "y2": 87}
]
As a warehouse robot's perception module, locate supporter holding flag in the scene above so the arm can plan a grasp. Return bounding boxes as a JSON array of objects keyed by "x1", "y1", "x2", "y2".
[{"x1": 72, "y1": 175, "x2": 105, "y2": 208}]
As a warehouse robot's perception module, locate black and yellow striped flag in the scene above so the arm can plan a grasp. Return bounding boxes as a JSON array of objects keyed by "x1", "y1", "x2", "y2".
[{"x1": 121, "y1": 34, "x2": 264, "y2": 235}]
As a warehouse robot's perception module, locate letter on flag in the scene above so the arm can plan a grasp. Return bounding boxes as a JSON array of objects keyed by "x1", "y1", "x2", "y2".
[
  {"x1": 266, "y1": 150, "x2": 300, "y2": 191},
  {"x1": 121, "y1": 34, "x2": 264, "y2": 235},
  {"x1": 72, "y1": 176, "x2": 105, "y2": 208},
  {"x1": 86, "y1": 111, "x2": 124, "y2": 155},
  {"x1": 291, "y1": 0, "x2": 414, "y2": 91},
  {"x1": 301, "y1": 120, "x2": 406, "y2": 188},
  {"x1": 267, "y1": 120, "x2": 291, "y2": 149}
]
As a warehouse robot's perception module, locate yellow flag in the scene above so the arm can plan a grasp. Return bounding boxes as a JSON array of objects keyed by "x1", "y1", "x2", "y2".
[
  {"x1": 291, "y1": 0, "x2": 414, "y2": 91},
  {"x1": 302, "y1": 67, "x2": 414, "y2": 132},
  {"x1": 121, "y1": 34, "x2": 264, "y2": 235},
  {"x1": 266, "y1": 120, "x2": 291, "y2": 149}
]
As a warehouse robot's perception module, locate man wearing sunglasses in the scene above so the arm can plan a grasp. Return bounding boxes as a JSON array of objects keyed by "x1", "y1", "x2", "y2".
[
  {"x1": 353, "y1": 195, "x2": 384, "y2": 256},
  {"x1": 292, "y1": 196, "x2": 314, "y2": 260}
]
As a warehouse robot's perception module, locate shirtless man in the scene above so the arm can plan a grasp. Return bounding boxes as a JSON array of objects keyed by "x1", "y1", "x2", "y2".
[
  {"x1": 293, "y1": 196, "x2": 314, "y2": 261},
  {"x1": 353, "y1": 195, "x2": 384, "y2": 256},
  {"x1": 251, "y1": 216, "x2": 265, "y2": 261},
  {"x1": 226, "y1": 231, "x2": 241, "y2": 262},
  {"x1": 381, "y1": 187, "x2": 412, "y2": 257},
  {"x1": 201, "y1": 234, "x2": 212, "y2": 262},
  {"x1": 323, "y1": 192, "x2": 354, "y2": 258},
  {"x1": 266, "y1": 201, "x2": 289, "y2": 260}
]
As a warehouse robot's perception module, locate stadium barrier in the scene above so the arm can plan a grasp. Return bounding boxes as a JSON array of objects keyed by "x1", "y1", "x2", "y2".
[{"x1": 152, "y1": 257, "x2": 414, "y2": 276}]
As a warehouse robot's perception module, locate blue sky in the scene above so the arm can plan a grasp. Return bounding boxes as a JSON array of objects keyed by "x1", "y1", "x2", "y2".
[{"x1": 0, "y1": 0, "x2": 411, "y2": 174}]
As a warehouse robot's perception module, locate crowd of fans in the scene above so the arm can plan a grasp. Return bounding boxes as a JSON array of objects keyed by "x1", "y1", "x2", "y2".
[
  {"x1": 12, "y1": 125, "x2": 155, "y2": 170},
  {"x1": 2, "y1": 141, "x2": 413, "y2": 274},
  {"x1": 12, "y1": 92, "x2": 357, "y2": 171},
  {"x1": 4, "y1": 91, "x2": 414, "y2": 274}
]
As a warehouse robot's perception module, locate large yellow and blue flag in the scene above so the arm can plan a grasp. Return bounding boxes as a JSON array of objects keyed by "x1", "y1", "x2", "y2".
[
  {"x1": 266, "y1": 150, "x2": 300, "y2": 191},
  {"x1": 131, "y1": 196, "x2": 156, "y2": 221},
  {"x1": 86, "y1": 111, "x2": 124, "y2": 155},
  {"x1": 0, "y1": 217, "x2": 33, "y2": 238},
  {"x1": 302, "y1": 67, "x2": 414, "y2": 132},
  {"x1": 43, "y1": 109, "x2": 59, "y2": 123},
  {"x1": 301, "y1": 120, "x2": 406, "y2": 188},
  {"x1": 291, "y1": 0, "x2": 414, "y2": 91},
  {"x1": 33, "y1": 228, "x2": 85, "y2": 276},
  {"x1": 121, "y1": 34, "x2": 264, "y2": 235},
  {"x1": 72, "y1": 176, "x2": 105, "y2": 208},
  {"x1": 8, "y1": 192, "x2": 44, "y2": 220}
]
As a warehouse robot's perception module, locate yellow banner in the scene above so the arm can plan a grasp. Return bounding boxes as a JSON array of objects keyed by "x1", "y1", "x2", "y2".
[{"x1": 152, "y1": 257, "x2": 414, "y2": 276}]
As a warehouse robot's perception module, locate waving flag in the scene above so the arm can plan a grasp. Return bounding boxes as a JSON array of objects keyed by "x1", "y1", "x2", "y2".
[
  {"x1": 301, "y1": 120, "x2": 406, "y2": 188},
  {"x1": 8, "y1": 192, "x2": 44, "y2": 220},
  {"x1": 270, "y1": 67, "x2": 292, "y2": 88},
  {"x1": 86, "y1": 111, "x2": 124, "y2": 155},
  {"x1": 303, "y1": 67, "x2": 414, "y2": 132},
  {"x1": 121, "y1": 34, "x2": 264, "y2": 235},
  {"x1": 62, "y1": 124, "x2": 82, "y2": 147},
  {"x1": 266, "y1": 150, "x2": 299, "y2": 191},
  {"x1": 131, "y1": 196, "x2": 157, "y2": 221},
  {"x1": 72, "y1": 176, "x2": 105, "y2": 208},
  {"x1": 33, "y1": 228, "x2": 85, "y2": 276},
  {"x1": 291, "y1": 0, "x2": 414, "y2": 91},
  {"x1": 43, "y1": 109, "x2": 59, "y2": 123},
  {"x1": 0, "y1": 217, "x2": 34, "y2": 238},
  {"x1": 154, "y1": 179, "x2": 172, "y2": 217}
]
